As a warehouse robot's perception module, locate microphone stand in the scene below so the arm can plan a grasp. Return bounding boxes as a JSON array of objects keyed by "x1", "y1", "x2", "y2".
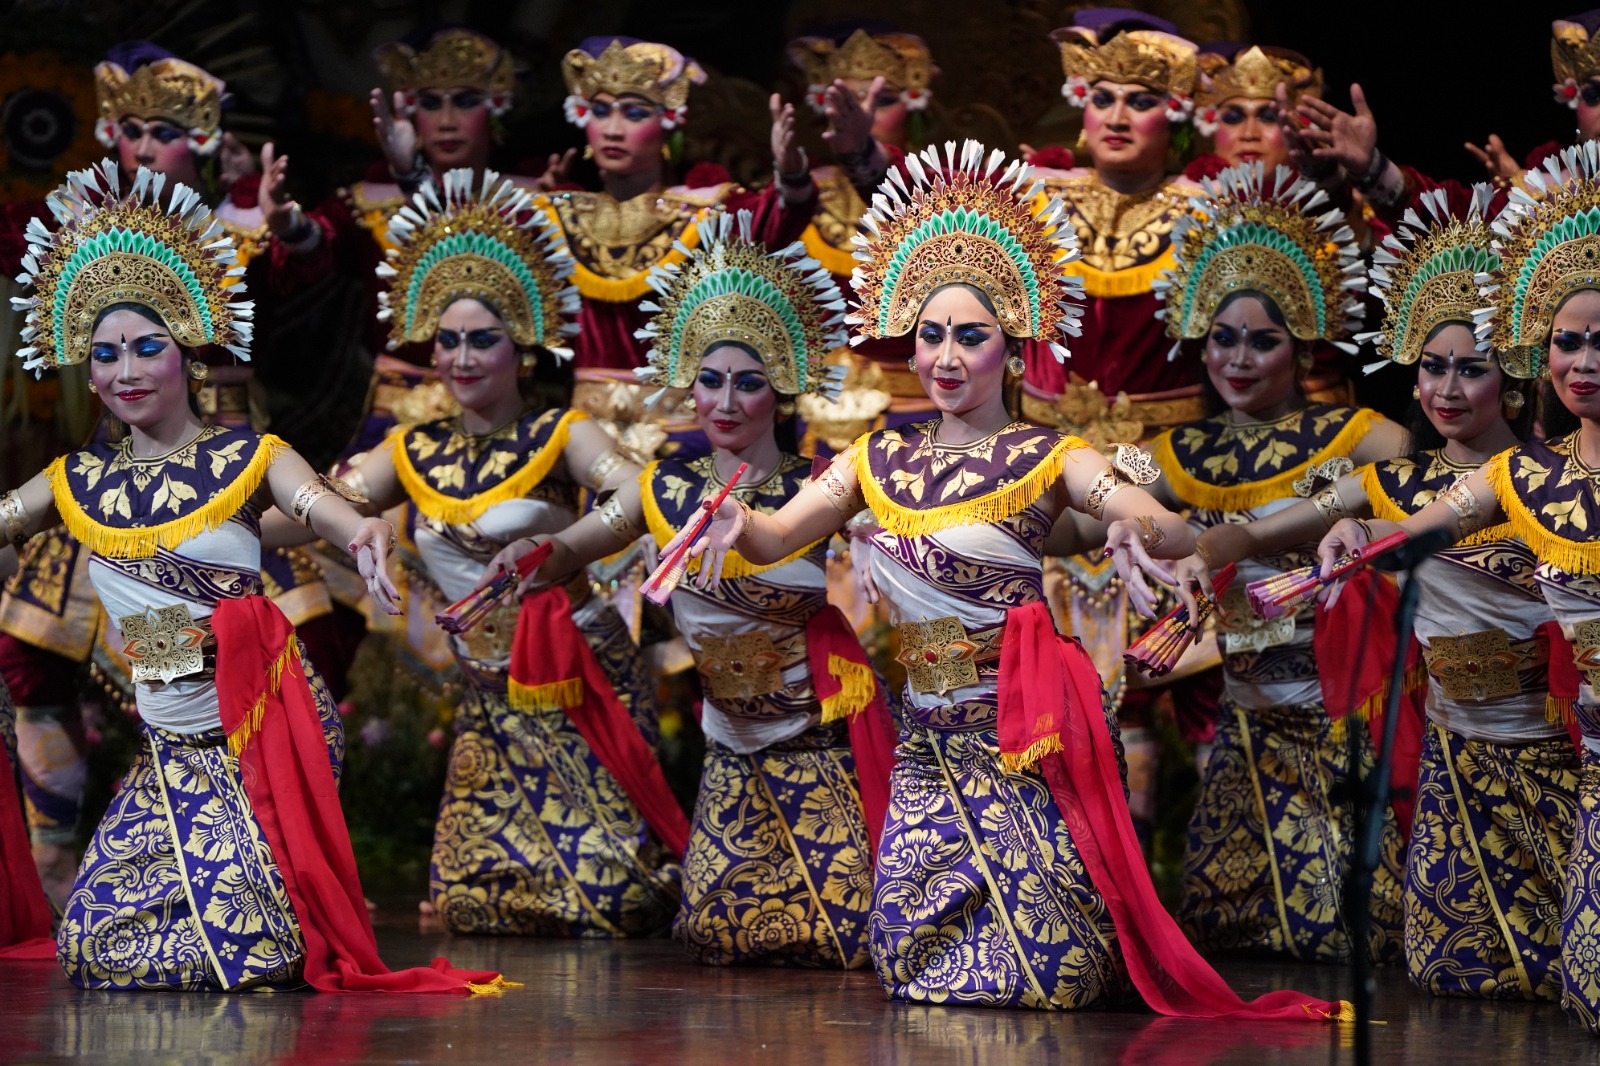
[{"x1": 1348, "y1": 537, "x2": 1436, "y2": 1066}]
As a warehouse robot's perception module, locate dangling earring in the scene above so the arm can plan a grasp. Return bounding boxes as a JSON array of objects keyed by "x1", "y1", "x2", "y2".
[
  {"x1": 87, "y1": 381, "x2": 97, "y2": 394},
  {"x1": 1503, "y1": 389, "x2": 1525, "y2": 416},
  {"x1": 1295, "y1": 352, "x2": 1313, "y2": 370},
  {"x1": 583, "y1": 145, "x2": 594, "y2": 160},
  {"x1": 906, "y1": 357, "x2": 917, "y2": 373},
  {"x1": 520, "y1": 351, "x2": 537, "y2": 373},
  {"x1": 1006, "y1": 355, "x2": 1026, "y2": 376},
  {"x1": 1075, "y1": 127, "x2": 1088, "y2": 150},
  {"x1": 661, "y1": 143, "x2": 672, "y2": 162},
  {"x1": 1411, "y1": 385, "x2": 1421, "y2": 400},
  {"x1": 187, "y1": 360, "x2": 209, "y2": 380},
  {"x1": 776, "y1": 400, "x2": 796, "y2": 421}
]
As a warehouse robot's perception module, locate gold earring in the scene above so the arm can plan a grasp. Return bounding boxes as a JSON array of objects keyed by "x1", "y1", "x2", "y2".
[
  {"x1": 661, "y1": 143, "x2": 672, "y2": 161},
  {"x1": 1295, "y1": 352, "x2": 1314, "y2": 369},
  {"x1": 1006, "y1": 355, "x2": 1025, "y2": 376},
  {"x1": 1503, "y1": 390, "x2": 1525, "y2": 414},
  {"x1": 1412, "y1": 385, "x2": 1421, "y2": 400},
  {"x1": 87, "y1": 381, "x2": 97, "y2": 394},
  {"x1": 583, "y1": 145, "x2": 594, "y2": 160},
  {"x1": 906, "y1": 357, "x2": 917, "y2": 373},
  {"x1": 776, "y1": 400, "x2": 796, "y2": 421},
  {"x1": 520, "y1": 351, "x2": 537, "y2": 371},
  {"x1": 1075, "y1": 128, "x2": 1088, "y2": 150},
  {"x1": 187, "y1": 360, "x2": 208, "y2": 380}
]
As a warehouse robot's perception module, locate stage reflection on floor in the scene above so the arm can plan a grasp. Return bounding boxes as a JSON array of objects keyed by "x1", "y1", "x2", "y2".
[{"x1": 5, "y1": 911, "x2": 1600, "y2": 1065}]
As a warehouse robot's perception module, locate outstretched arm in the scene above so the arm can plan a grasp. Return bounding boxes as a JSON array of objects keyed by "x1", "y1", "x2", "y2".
[
  {"x1": 259, "y1": 444, "x2": 405, "y2": 550},
  {"x1": 562, "y1": 419, "x2": 643, "y2": 495},
  {"x1": 263, "y1": 449, "x2": 401, "y2": 614},
  {"x1": 483, "y1": 475, "x2": 650, "y2": 595},
  {"x1": 0, "y1": 471, "x2": 60, "y2": 582}
]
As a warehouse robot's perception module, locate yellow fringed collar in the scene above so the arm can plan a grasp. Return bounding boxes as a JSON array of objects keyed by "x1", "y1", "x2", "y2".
[
  {"x1": 389, "y1": 408, "x2": 586, "y2": 526},
  {"x1": 1361, "y1": 450, "x2": 1512, "y2": 547},
  {"x1": 46, "y1": 426, "x2": 287, "y2": 560},
  {"x1": 1487, "y1": 436, "x2": 1600, "y2": 575},
  {"x1": 639, "y1": 454, "x2": 824, "y2": 580},
  {"x1": 855, "y1": 420, "x2": 1089, "y2": 537},
  {"x1": 1153, "y1": 405, "x2": 1380, "y2": 513}
]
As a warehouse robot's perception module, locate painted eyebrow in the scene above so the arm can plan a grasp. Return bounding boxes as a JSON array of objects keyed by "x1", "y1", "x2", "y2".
[{"x1": 917, "y1": 320, "x2": 996, "y2": 330}]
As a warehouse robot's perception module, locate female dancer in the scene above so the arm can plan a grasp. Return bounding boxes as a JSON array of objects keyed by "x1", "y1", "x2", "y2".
[
  {"x1": 1317, "y1": 143, "x2": 1600, "y2": 1029},
  {"x1": 284, "y1": 171, "x2": 681, "y2": 937},
  {"x1": 1133, "y1": 162, "x2": 1408, "y2": 964},
  {"x1": 664, "y1": 141, "x2": 1346, "y2": 1022},
  {"x1": 2, "y1": 161, "x2": 499, "y2": 993},
  {"x1": 1172, "y1": 185, "x2": 1570, "y2": 996},
  {"x1": 492, "y1": 209, "x2": 887, "y2": 968}
]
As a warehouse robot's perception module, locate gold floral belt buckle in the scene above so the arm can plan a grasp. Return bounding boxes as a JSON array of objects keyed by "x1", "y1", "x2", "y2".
[
  {"x1": 1424, "y1": 628, "x2": 1527, "y2": 702},
  {"x1": 896, "y1": 616, "x2": 998, "y2": 696},
  {"x1": 1216, "y1": 585, "x2": 1296, "y2": 655},
  {"x1": 118, "y1": 604, "x2": 211, "y2": 685},
  {"x1": 697, "y1": 632, "x2": 790, "y2": 701},
  {"x1": 1572, "y1": 620, "x2": 1600, "y2": 688}
]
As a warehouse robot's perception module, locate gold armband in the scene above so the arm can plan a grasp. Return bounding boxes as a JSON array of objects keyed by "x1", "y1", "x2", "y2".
[
  {"x1": 1310, "y1": 485, "x2": 1351, "y2": 529},
  {"x1": 0, "y1": 491, "x2": 30, "y2": 551},
  {"x1": 597, "y1": 495, "x2": 639, "y2": 540},
  {"x1": 586, "y1": 449, "x2": 628, "y2": 488},
  {"x1": 1193, "y1": 540, "x2": 1216, "y2": 570},
  {"x1": 815, "y1": 464, "x2": 857, "y2": 516},
  {"x1": 291, "y1": 474, "x2": 368, "y2": 528},
  {"x1": 1083, "y1": 468, "x2": 1131, "y2": 522},
  {"x1": 1084, "y1": 443, "x2": 1160, "y2": 521},
  {"x1": 1438, "y1": 478, "x2": 1485, "y2": 537}
]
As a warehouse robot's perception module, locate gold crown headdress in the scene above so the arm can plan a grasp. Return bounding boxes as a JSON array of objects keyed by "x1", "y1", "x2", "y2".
[
  {"x1": 847, "y1": 140, "x2": 1085, "y2": 363},
  {"x1": 376, "y1": 169, "x2": 579, "y2": 359},
  {"x1": 634, "y1": 210, "x2": 848, "y2": 402},
  {"x1": 374, "y1": 29, "x2": 516, "y2": 117},
  {"x1": 11, "y1": 159, "x2": 253, "y2": 376},
  {"x1": 1358, "y1": 184, "x2": 1507, "y2": 374},
  {"x1": 1053, "y1": 26, "x2": 1198, "y2": 124},
  {"x1": 1477, "y1": 142, "x2": 1600, "y2": 379},
  {"x1": 1553, "y1": 16, "x2": 1600, "y2": 108},
  {"x1": 562, "y1": 39, "x2": 706, "y2": 131},
  {"x1": 1194, "y1": 47, "x2": 1322, "y2": 137},
  {"x1": 1155, "y1": 162, "x2": 1366, "y2": 357},
  {"x1": 787, "y1": 29, "x2": 937, "y2": 114},
  {"x1": 93, "y1": 58, "x2": 225, "y2": 156}
]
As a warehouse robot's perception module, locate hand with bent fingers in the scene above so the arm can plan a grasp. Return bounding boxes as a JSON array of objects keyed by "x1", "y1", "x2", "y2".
[
  {"x1": 1294, "y1": 83, "x2": 1379, "y2": 175},
  {"x1": 371, "y1": 88, "x2": 420, "y2": 175},
  {"x1": 1314, "y1": 517, "x2": 1371, "y2": 609},
  {"x1": 1105, "y1": 516, "x2": 1179, "y2": 621},
  {"x1": 823, "y1": 75, "x2": 885, "y2": 159},
  {"x1": 351, "y1": 518, "x2": 402, "y2": 615},
  {"x1": 1464, "y1": 133, "x2": 1518, "y2": 184}
]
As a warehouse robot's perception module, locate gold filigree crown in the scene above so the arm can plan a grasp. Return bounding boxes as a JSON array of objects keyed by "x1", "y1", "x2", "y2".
[
  {"x1": 1359, "y1": 185, "x2": 1506, "y2": 374},
  {"x1": 1053, "y1": 26, "x2": 1197, "y2": 98},
  {"x1": 12, "y1": 160, "x2": 254, "y2": 376},
  {"x1": 635, "y1": 210, "x2": 849, "y2": 401},
  {"x1": 1156, "y1": 162, "x2": 1365, "y2": 353},
  {"x1": 846, "y1": 140, "x2": 1085, "y2": 362},
  {"x1": 788, "y1": 29, "x2": 936, "y2": 111},
  {"x1": 562, "y1": 40, "x2": 705, "y2": 117},
  {"x1": 376, "y1": 170, "x2": 579, "y2": 358},
  {"x1": 1196, "y1": 46, "x2": 1321, "y2": 108},
  {"x1": 374, "y1": 29, "x2": 515, "y2": 104},
  {"x1": 93, "y1": 58, "x2": 224, "y2": 155},
  {"x1": 1478, "y1": 143, "x2": 1600, "y2": 379},
  {"x1": 1554, "y1": 17, "x2": 1600, "y2": 88}
]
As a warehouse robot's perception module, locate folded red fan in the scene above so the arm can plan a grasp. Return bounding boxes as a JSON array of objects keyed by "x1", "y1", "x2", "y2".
[
  {"x1": 435, "y1": 540, "x2": 555, "y2": 634},
  {"x1": 1245, "y1": 530, "x2": 1410, "y2": 619},
  {"x1": 1124, "y1": 563, "x2": 1237, "y2": 678}
]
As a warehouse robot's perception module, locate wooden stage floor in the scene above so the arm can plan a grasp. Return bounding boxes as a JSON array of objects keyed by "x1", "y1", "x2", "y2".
[{"x1": 4, "y1": 910, "x2": 1598, "y2": 1065}]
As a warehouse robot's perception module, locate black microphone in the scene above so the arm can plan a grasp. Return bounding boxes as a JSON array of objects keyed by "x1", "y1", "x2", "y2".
[{"x1": 1369, "y1": 528, "x2": 1453, "y2": 572}]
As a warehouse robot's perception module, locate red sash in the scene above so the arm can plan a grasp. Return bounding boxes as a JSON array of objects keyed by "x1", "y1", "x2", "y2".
[
  {"x1": 804, "y1": 605, "x2": 896, "y2": 859},
  {"x1": 997, "y1": 601, "x2": 1349, "y2": 1022},
  {"x1": 0, "y1": 737, "x2": 55, "y2": 960},
  {"x1": 213, "y1": 596, "x2": 507, "y2": 993},
  {"x1": 508, "y1": 587, "x2": 690, "y2": 857}
]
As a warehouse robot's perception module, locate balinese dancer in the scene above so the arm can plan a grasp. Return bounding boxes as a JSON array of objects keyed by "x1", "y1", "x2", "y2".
[
  {"x1": 665, "y1": 141, "x2": 1347, "y2": 1022},
  {"x1": 1172, "y1": 186, "x2": 1568, "y2": 994},
  {"x1": 549, "y1": 37, "x2": 816, "y2": 454},
  {"x1": 1025, "y1": 13, "x2": 1209, "y2": 815},
  {"x1": 0, "y1": 42, "x2": 334, "y2": 908},
  {"x1": 1130, "y1": 162, "x2": 1408, "y2": 964},
  {"x1": 2, "y1": 161, "x2": 504, "y2": 993},
  {"x1": 1191, "y1": 45, "x2": 1321, "y2": 176},
  {"x1": 786, "y1": 26, "x2": 935, "y2": 441},
  {"x1": 291, "y1": 170, "x2": 681, "y2": 937},
  {"x1": 1317, "y1": 143, "x2": 1600, "y2": 1030},
  {"x1": 491, "y1": 209, "x2": 893, "y2": 968}
]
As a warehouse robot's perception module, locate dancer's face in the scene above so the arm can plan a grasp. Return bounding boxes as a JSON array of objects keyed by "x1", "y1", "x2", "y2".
[
  {"x1": 1203, "y1": 293, "x2": 1300, "y2": 420},
  {"x1": 434, "y1": 298, "x2": 519, "y2": 413},
  {"x1": 585, "y1": 93, "x2": 667, "y2": 179},
  {"x1": 415, "y1": 87, "x2": 493, "y2": 170},
  {"x1": 840, "y1": 77, "x2": 909, "y2": 149},
  {"x1": 694, "y1": 343, "x2": 778, "y2": 454},
  {"x1": 1210, "y1": 97, "x2": 1288, "y2": 170},
  {"x1": 89, "y1": 308, "x2": 189, "y2": 429},
  {"x1": 1416, "y1": 323, "x2": 1507, "y2": 442},
  {"x1": 913, "y1": 284, "x2": 1011, "y2": 418},
  {"x1": 1549, "y1": 288, "x2": 1600, "y2": 421},
  {"x1": 1084, "y1": 81, "x2": 1170, "y2": 174},
  {"x1": 116, "y1": 115, "x2": 201, "y2": 188}
]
